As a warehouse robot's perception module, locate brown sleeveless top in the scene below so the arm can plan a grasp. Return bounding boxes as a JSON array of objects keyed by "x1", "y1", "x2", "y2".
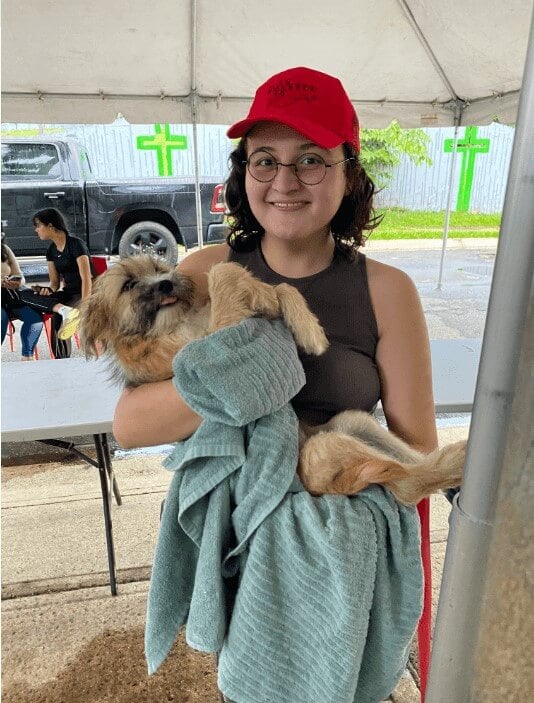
[{"x1": 228, "y1": 245, "x2": 380, "y2": 425}]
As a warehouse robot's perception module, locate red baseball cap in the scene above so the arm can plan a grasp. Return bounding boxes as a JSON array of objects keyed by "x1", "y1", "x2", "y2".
[{"x1": 227, "y1": 67, "x2": 360, "y2": 152}]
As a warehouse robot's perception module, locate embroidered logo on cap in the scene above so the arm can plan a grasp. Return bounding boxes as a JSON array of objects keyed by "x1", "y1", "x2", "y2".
[{"x1": 267, "y1": 79, "x2": 318, "y2": 107}]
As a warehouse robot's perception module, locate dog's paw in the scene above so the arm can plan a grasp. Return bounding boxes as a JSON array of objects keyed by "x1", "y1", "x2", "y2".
[
  {"x1": 275, "y1": 283, "x2": 329, "y2": 355},
  {"x1": 208, "y1": 262, "x2": 280, "y2": 330},
  {"x1": 207, "y1": 262, "x2": 251, "y2": 291}
]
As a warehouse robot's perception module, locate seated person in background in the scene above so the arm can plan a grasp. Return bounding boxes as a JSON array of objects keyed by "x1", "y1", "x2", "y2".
[
  {"x1": 1, "y1": 233, "x2": 44, "y2": 360},
  {"x1": 16, "y1": 208, "x2": 94, "y2": 359}
]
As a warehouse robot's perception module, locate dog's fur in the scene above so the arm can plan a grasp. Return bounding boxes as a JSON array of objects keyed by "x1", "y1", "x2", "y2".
[{"x1": 80, "y1": 256, "x2": 464, "y2": 505}]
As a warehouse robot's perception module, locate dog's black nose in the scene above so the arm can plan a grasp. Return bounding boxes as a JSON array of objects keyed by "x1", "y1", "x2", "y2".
[{"x1": 158, "y1": 280, "x2": 174, "y2": 295}]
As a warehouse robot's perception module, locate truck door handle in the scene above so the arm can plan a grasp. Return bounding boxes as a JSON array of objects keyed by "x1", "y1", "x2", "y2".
[{"x1": 44, "y1": 192, "x2": 65, "y2": 199}]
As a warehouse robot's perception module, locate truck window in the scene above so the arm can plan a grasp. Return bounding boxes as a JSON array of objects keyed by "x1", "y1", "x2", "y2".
[
  {"x1": 79, "y1": 149, "x2": 93, "y2": 179},
  {"x1": 1, "y1": 143, "x2": 61, "y2": 180}
]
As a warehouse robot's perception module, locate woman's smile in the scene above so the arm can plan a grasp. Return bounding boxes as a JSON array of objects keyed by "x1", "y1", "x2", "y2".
[
  {"x1": 245, "y1": 123, "x2": 347, "y2": 245},
  {"x1": 269, "y1": 200, "x2": 308, "y2": 210}
]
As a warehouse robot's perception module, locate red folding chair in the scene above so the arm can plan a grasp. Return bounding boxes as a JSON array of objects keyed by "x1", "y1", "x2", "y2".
[
  {"x1": 417, "y1": 497, "x2": 432, "y2": 701},
  {"x1": 44, "y1": 255, "x2": 109, "y2": 359},
  {"x1": 7, "y1": 320, "x2": 15, "y2": 351}
]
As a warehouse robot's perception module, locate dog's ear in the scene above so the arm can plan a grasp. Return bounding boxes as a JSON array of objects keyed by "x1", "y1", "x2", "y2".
[{"x1": 79, "y1": 289, "x2": 114, "y2": 358}]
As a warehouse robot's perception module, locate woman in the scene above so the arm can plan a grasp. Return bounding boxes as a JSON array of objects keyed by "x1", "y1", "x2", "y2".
[
  {"x1": 1, "y1": 234, "x2": 43, "y2": 360},
  {"x1": 114, "y1": 67, "x2": 437, "y2": 455},
  {"x1": 17, "y1": 208, "x2": 94, "y2": 358},
  {"x1": 114, "y1": 67, "x2": 437, "y2": 700}
]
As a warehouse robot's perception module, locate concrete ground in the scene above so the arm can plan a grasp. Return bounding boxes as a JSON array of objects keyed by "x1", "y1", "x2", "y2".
[{"x1": 1, "y1": 425, "x2": 469, "y2": 703}]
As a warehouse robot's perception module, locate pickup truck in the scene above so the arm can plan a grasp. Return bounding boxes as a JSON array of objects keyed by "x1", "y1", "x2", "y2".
[{"x1": 1, "y1": 138, "x2": 227, "y2": 265}]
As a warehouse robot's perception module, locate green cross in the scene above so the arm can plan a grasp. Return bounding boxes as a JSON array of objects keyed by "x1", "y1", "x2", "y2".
[
  {"x1": 136, "y1": 124, "x2": 188, "y2": 176},
  {"x1": 444, "y1": 126, "x2": 490, "y2": 212}
]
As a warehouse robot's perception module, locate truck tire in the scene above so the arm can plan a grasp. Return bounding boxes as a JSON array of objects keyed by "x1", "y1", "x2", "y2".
[{"x1": 118, "y1": 221, "x2": 178, "y2": 265}]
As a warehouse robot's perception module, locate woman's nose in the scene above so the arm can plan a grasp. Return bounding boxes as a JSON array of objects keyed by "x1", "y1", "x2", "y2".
[{"x1": 271, "y1": 164, "x2": 301, "y2": 191}]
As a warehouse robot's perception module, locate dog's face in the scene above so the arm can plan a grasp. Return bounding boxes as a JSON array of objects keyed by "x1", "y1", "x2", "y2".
[{"x1": 80, "y1": 255, "x2": 195, "y2": 355}]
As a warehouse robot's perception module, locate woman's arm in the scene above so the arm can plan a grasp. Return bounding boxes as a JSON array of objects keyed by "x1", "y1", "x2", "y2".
[
  {"x1": 113, "y1": 380, "x2": 203, "y2": 448},
  {"x1": 76, "y1": 255, "x2": 93, "y2": 300},
  {"x1": 367, "y1": 259, "x2": 438, "y2": 454},
  {"x1": 112, "y1": 243, "x2": 229, "y2": 449},
  {"x1": 2, "y1": 247, "x2": 25, "y2": 288},
  {"x1": 48, "y1": 261, "x2": 61, "y2": 293}
]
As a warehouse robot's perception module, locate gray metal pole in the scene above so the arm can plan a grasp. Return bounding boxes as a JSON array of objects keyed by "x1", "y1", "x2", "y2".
[
  {"x1": 191, "y1": 104, "x2": 204, "y2": 250},
  {"x1": 471, "y1": 287, "x2": 533, "y2": 700},
  {"x1": 436, "y1": 104, "x2": 462, "y2": 290},
  {"x1": 426, "y1": 8, "x2": 534, "y2": 702}
]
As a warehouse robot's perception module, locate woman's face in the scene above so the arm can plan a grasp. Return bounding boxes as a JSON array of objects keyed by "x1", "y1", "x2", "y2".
[
  {"x1": 34, "y1": 219, "x2": 53, "y2": 241},
  {"x1": 245, "y1": 123, "x2": 348, "y2": 246}
]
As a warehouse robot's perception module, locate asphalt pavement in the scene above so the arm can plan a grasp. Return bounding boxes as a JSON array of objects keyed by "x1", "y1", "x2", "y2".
[{"x1": 3, "y1": 237, "x2": 496, "y2": 364}]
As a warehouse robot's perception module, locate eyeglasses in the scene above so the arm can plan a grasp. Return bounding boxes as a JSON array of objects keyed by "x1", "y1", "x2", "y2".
[{"x1": 243, "y1": 150, "x2": 355, "y2": 185}]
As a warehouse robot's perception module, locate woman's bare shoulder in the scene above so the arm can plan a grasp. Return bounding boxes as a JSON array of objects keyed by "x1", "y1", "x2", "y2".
[
  {"x1": 366, "y1": 256, "x2": 416, "y2": 295},
  {"x1": 5, "y1": 245, "x2": 17, "y2": 262},
  {"x1": 178, "y1": 243, "x2": 230, "y2": 275},
  {"x1": 365, "y1": 256, "x2": 421, "y2": 331}
]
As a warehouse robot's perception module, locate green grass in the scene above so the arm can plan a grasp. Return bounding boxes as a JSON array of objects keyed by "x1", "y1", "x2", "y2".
[{"x1": 373, "y1": 208, "x2": 500, "y2": 239}]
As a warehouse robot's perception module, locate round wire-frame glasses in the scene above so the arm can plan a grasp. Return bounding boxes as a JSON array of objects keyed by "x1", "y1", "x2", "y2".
[{"x1": 243, "y1": 150, "x2": 355, "y2": 185}]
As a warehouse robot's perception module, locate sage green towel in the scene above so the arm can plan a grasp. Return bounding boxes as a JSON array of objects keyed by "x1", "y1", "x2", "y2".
[{"x1": 145, "y1": 318, "x2": 423, "y2": 703}]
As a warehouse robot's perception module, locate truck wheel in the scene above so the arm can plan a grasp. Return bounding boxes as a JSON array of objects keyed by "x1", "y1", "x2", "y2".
[{"x1": 118, "y1": 221, "x2": 178, "y2": 265}]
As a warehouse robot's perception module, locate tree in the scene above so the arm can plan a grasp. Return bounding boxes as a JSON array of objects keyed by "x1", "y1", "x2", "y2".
[{"x1": 359, "y1": 121, "x2": 432, "y2": 188}]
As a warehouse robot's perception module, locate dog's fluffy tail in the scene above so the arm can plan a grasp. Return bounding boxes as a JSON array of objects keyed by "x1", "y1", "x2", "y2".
[
  {"x1": 366, "y1": 440, "x2": 466, "y2": 505},
  {"x1": 299, "y1": 428, "x2": 466, "y2": 506}
]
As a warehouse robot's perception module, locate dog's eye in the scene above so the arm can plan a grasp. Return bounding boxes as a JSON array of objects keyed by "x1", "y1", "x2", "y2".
[{"x1": 121, "y1": 279, "x2": 137, "y2": 293}]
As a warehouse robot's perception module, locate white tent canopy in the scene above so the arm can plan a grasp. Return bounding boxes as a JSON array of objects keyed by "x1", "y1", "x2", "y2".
[
  {"x1": 1, "y1": 0, "x2": 531, "y2": 127},
  {"x1": 2, "y1": 3, "x2": 533, "y2": 701}
]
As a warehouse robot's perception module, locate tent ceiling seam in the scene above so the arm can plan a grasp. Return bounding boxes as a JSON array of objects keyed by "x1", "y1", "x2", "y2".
[
  {"x1": 0, "y1": 91, "x2": 469, "y2": 105},
  {"x1": 190, "y1": 0, "x2": 198, "y2": 124},
  {"x1": 396, "y1": 0, "x2": 459, "y2": 102},
  {"x1": 190, "y1": 0, "x2": 197, "y2": 94},
  {"x1": 1, "y1": 90, "x2": 519, "y2": 116}
]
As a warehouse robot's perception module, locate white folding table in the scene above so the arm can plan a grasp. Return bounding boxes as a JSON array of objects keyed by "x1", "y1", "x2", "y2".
[
  {"x1": 1, "y1": 339, "x2": 482, "y2": 595},
  {"x1": 1, "y1": 358, "x2": 123, "y2": 595},
  {"x1": 373, "y1": 338, "x2": 482, "y2": 415},
  {"x1": 428, "y1": 338, "x2": 482, "y2": 414}
]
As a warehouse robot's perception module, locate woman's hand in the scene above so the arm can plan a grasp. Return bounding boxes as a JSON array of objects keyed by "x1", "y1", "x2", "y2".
[
  {"x1": 31, "y1": 285, "x2": 54, "y2": 295},
  {"x1": 2, "y1": 277, "x2": 21, "y2": 289}
]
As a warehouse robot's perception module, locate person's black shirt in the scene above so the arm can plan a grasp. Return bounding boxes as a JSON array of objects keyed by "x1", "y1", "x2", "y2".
[{"x1": 46, "y1": 235, "x2": 93, "y2": 293}]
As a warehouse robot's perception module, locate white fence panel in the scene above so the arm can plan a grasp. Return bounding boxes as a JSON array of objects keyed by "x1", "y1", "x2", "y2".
[
  {"x1": 377, "y1": 123, "x2": 514, "y2": 213},
  {"x1": 2, "y1": 122, "x2": 514, "y2": 212}
]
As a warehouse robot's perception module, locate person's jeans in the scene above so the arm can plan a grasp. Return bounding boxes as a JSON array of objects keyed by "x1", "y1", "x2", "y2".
[
  {"x1": 17, "y1": 288, "x2": 79, "y2": 359},
  {"x1": 1, "y1": 305, "x2": 44, "y2": 357}
]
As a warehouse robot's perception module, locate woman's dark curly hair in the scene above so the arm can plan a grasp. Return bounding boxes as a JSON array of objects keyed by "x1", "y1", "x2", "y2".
[{"x1": 225, "y1": 139, "x2": 382, "y2": 260}]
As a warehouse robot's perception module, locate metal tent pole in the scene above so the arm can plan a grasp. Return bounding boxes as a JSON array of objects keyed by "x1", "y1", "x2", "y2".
[
  {"x1": 191, "y1": 105, "x2": 204, "y2": 250},
  {"x1": 436, "y1": 102, "x2": 462, "y2": 289},
  {"x1": 426, "y1": 8, "x2": 534, "y2": 701},
  {"x1": 190, "y1": 0, "x2": 203, "y2": 250}
]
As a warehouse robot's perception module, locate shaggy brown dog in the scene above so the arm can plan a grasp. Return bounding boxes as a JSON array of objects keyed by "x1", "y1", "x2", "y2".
[{"x1": 80, "y1": 256, "x2": 464, "y2": 505}]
